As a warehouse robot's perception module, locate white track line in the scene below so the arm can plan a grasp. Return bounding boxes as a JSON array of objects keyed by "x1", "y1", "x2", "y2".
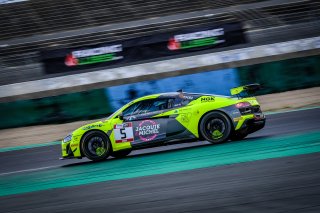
[{"x1": 0, "y1": 165, "x2": 59, "y2": 176}]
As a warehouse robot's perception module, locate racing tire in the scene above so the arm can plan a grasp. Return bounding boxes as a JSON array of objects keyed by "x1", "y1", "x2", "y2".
[
  {"x1": 199, "y1": 111, "x2": 232, "y2": 144},
  {"x1": 230, "y1": 132, "x2": 248, "y2": 141},
  {"x1": 111, "y1": 149, "x2": 132, "y2": 159},
  {"x1": 81, "y1": 131, "x2": 111, "y2": 161}
]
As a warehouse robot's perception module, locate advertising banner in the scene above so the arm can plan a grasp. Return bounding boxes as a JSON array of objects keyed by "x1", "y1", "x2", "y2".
[{"x1": 42, "y1": 22, "x2": 246, "y2": 74}]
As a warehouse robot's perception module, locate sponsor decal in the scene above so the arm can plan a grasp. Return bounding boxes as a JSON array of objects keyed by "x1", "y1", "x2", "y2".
[
  {"x1": 65, "y1": 44, "x2": 123, "y2": 66},
  {"x1": 183, "y1": 95, "x2": 194, "y2": 100},
  {"x1": 82, "y1": 124, "x2": 102, "y2": 130},
  {"x1": 134, "y1": 120, "x2": 161, "y2": 142},
  {"x1": 43, "y1": 23, "x2": 246, "y2": 74},
  {"x1": 201, "y1": 96, "x2": 215, "y2": 102},
  {"x1": 233, "y1": 117, "x2": 243, "y2": 122},
  {"x1": 114, "y1": 122, "x2": 134, "y2": 143},
  {"x1": 71, "y1": 143, "x2": 79, "y2": 148},
  {"x1": 178, "y1": 93, "x2": 193, "y2": 100},
  {"x1": 168, "y1": 28, "x2": 225, "y2": 50},
  {"x1": 180, "y1": 114, "x2": 190, "y2": 123}
]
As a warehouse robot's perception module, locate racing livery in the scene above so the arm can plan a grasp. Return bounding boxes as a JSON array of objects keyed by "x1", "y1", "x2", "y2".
[{"x1": 61, "y1": 84, "x2": 265, "y2": 161}]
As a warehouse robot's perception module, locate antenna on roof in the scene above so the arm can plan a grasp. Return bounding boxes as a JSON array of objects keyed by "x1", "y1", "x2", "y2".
[{"x1": 176, "y1": 89, "x2": 183, "y2": 93}]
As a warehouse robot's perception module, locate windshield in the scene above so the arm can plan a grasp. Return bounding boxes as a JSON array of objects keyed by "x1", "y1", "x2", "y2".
[
  {"x1": 106, "y1": 109, "x2": 121, "y2": 120},
  {"x1": 105, "y1": 101, "x2": 133, "y2": 120}
]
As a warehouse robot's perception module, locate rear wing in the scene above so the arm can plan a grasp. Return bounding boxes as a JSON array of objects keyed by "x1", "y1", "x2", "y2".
[{"x1": 230, "y1": 83, "x2": 261, "y2": 98}]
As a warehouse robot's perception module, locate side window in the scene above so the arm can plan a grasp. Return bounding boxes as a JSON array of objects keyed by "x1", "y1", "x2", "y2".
[
  {"x1": 148, "y1": 99, "x2": 169, "y2": 112},
  {"x1": 122, "y1": 98, "x2": 172, "y2": 116},
  {"x1": 171, "y1": 98, "x2": 190, "y2": 108}
]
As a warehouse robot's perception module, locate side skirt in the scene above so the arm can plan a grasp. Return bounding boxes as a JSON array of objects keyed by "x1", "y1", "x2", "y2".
[{"x1": 131, "y1": 138, "x2": 199, "y2": 150}]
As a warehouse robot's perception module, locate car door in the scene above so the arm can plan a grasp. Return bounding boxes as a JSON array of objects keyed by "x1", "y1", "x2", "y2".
[
  {"x1": 119, "y1": 98, "x2": 172, "y2": 147},
  {"x1": 112, "y1": 96, "x2": 196, "y2": 147},
  {"x1": 165, "y1": 96, "x2": 194, "y2": 139}
]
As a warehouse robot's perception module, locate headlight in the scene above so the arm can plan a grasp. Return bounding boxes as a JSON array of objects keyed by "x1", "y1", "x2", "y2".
[{"x1": 63, "y1": 134, "x2": 72, "y2": 143}]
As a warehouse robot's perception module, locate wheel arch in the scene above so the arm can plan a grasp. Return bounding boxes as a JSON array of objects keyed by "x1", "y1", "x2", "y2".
[
  {"x1": 80, "y1": 129, "x2": 113, "y2": 157},
  {"x1": 197, "y1": 109, "x2": 234, "y2": 140}
]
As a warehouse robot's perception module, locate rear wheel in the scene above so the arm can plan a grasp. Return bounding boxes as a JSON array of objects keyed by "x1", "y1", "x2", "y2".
[
  {"x1": 199, "y1": 111, "x2": 232, "y2": 144},
  {"x1": 81, "y1": 131, "x2": 111, "y2": 161},
  {"x1": 111, "y1": 149, "x2": 132, "y2": 159}
]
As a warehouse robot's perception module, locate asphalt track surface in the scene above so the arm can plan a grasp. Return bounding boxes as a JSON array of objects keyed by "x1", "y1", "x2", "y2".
[{"x1": 0, "y1": 108, "x2": 320, "y2": 212}]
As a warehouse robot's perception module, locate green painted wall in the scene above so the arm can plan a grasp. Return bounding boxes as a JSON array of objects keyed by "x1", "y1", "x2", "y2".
[
  {"x1": 238, "y1": 55, "x2": 320, "y2": 95},
  {"x1": 0, "y1": 89, "x2": 112, "y2": 129}
]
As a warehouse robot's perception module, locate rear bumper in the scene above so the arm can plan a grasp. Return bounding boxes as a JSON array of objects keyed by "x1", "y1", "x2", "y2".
[
  {"x1": 244, "y1": 117, "x2": 266, "y2": 134},
  {"x1": 236, "y1": 113, "x2": 266, "y2": 134}
]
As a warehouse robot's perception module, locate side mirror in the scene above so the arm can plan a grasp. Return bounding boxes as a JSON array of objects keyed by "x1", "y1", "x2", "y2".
[{"x1": 118, "y1": 112, "x2": 124, "y2": 120}]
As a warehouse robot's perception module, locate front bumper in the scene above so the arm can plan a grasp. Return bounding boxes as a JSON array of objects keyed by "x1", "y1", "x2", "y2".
[
  {"x1": 61, "y1": 141, "x2": 74, "y2": 159},
  {"x1": 61, "y1": 138, "x2": 82, "y2": 160},
  {"x1": 60, "y1": 144, "x2": 82, "y2": 160}
]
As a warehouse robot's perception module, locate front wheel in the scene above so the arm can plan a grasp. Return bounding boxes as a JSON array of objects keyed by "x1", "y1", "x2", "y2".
[
  {"x1": 81, "y1": 131, "x2": 111, "y2": 161},
  {"x1": 199, "y1": 111, "x2": 232, "y2": 144}
]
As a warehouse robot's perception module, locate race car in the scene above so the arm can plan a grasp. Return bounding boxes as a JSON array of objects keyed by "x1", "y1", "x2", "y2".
[{"x1": 61, "y1": 84, "x2": 265, "y2": 161}]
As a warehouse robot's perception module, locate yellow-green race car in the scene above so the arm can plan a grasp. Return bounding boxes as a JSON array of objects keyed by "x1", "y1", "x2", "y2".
[{"x1": 61, "y1": 84, "x2": 265, "y2": 161}]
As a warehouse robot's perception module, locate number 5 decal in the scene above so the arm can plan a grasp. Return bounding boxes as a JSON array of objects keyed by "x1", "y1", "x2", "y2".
[
  {"x1": 120, "y1": 128, "x2": 127, "y2": 139},
  {"x1": 114, "y1": 122, "x2": 134, "y2": 143}
]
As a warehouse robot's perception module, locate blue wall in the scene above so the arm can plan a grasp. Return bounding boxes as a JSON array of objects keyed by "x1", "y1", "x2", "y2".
[{"x1": 106, "y1": 68, "x2": 239, "y2": 110}]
